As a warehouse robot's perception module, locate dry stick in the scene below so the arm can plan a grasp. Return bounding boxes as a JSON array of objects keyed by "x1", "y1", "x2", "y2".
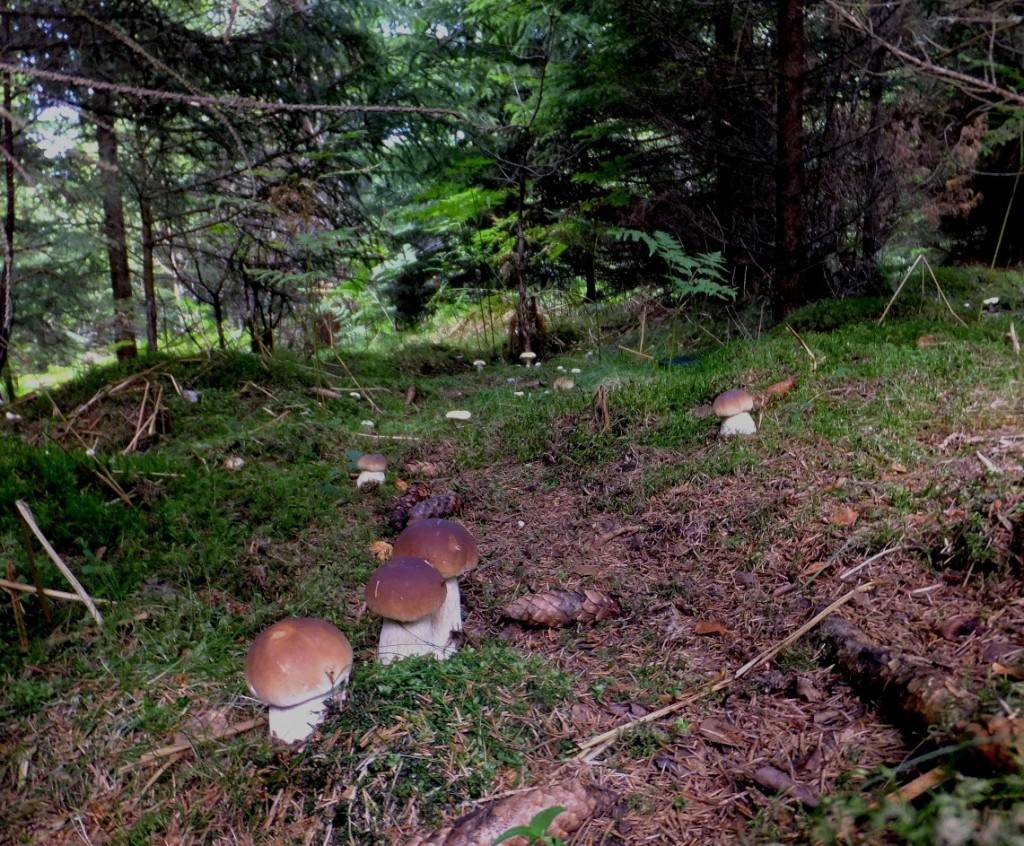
[
  {"x1": 334, "y1": 355, "x2": 383, "y2": 416},
  {"x1": 7, "y1": 563, "x2": 29, "y2": 651},
  {"x1": 1009, "y1": 322, "x2": 1021, "y2": 355},
  {"x1": 116, "y1": 717, "x2": 265, "y2": 774},
  {"x1": 45, "y1": 397, "x2": 134, "y2": 505},
  {"x1": 838, "y1": 544, "x2": 902, "y2": 582},
  {"x1": 19, "y1": 519, "x2": 52, "y2": 622},
  {"x1": 15, "y1": 501, "x2": 104, "y2": 625},
  {"x1": 576, "y1": 582, "x2": 874, "y2": 759},
  {"x1": 0, "y1": 576, "x2": 113, "y2": 605},
  {"x1": 920, "y1": 256, "x2": 969, "y2": 327},
  {"x1": 878, "y1": 254, "x2": 924, "y2": 324},
  {"x1": 350, "y1": 431, "x2": 420, "y2": 443},
  {"x1": 784, "y1": 323, "x2": 818, "y2": 371},
  {"x1": 616, "y1": 344, "x2": 655, "y2": 360},
  {"x1": 887, "y1": 766, "x2": 950, "y2": 805}
]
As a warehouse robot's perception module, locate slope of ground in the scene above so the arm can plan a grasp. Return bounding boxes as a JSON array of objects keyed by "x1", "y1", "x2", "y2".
[{"x1": 0, "y1": 299, "x2": 1022, "y2": 845}]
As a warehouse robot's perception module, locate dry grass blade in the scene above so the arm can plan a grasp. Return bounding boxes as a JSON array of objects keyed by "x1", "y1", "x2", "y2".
[
  {"x1": 116, "y1": 717, "x2": 264, "y2": 774},
  {"x1": 575, "y1": 581, "x2": 874, "y2": 758},
  {"x1": 15, "y1": 500, "x2": 105, "y2": 625},
  {"x1": 784, "y1": 323, "x2": 818, "y2": 371}
]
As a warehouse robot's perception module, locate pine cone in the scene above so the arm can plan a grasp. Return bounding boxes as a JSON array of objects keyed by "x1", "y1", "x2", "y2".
[
  {"x1": 387, "y1": 483, "x2": 432, "y2": 531},
  {"x1": 503, "y1": 589, "x2": 620, "y2": 627},
  {"x1": 408, "y1": 492, "x2": 463, "y2": 522}
]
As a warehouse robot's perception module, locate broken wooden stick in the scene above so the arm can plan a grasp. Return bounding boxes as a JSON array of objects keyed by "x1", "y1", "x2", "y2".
[
  {"x1": 15, "y1": 501, "x2": 105, "y2": 625},
  {"x1": 116, "y1": 717, "x2": 265, "y2": 775},
  {"x1": 0, "y1": 577, "x2": 113, "y2": 605},
  {"x1": 576, "y1": 582, "x2": 873, "y2": 758}
]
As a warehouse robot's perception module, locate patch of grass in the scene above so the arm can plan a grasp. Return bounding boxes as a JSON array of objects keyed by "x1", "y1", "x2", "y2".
[{"x1": 305, "y1": 644, "x2": 571, "y2": 840}]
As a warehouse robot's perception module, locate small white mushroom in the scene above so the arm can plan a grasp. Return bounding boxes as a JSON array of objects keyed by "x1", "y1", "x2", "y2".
[
  {"x1": 182, "y1": 389, "x2": 200, "y2": 403},
  {"x1": 513, "y1": 391, "x2": 525, "y2": 397},
  {"x1": 519, "y1": 351, "x2": 537, "y2": 367},
  {"x1": 553, "y1": 377, "x2": 575, "y2": 391},
  {"x1": 446, "y1": 410, "x2": 472, "y2": 421},
  {"x1": 360, "y1": 419, "x2": 375, "y2": 431},
  {"x1": 473, "y1": 359, "x2": 486, "y2": 370},
  {"x1": 556, "y1": 365, "x2": 565, "y2": 372},
  {"x1": 570, "y1": 367, "x2": 581, "y2": 374},
  {"x1": 223, "y1": 455, "x2": 245, "y2": 471},
  {"x1": 349, "y1": 391, "x2": 362, "y2": 399}
]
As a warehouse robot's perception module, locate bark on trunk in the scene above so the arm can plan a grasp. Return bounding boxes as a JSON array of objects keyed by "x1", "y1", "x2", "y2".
[
  {"x1": 139, "y1": 197, "x2": 158, "y2": 352},
  {"x1": 817, "y1": 614, "x2": 1022, "y2": 772},
  {"x1": 714, "y1": 4, "x2": 737, "y2": 254},
  {"x1": 861, "y1": 44, "x2": 887, "y2": 266},
  {"x1": 212, "y1": 296, "x2": 227, "y2": 350},
  {"x1": 0, "y1": 13, "x2": 14, "y2": 387},
  {"x1": 583, "y1": 247, "x2": 597, "y2": 303},
  {"x1": 93, "y1": 92, "x2": 137, "y2": 361},
  {"x1": 774, "y1": 0, "x2": 806, "y2": 318}
]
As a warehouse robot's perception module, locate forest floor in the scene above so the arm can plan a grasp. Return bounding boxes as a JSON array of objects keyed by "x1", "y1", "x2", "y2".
[{"x1": 1, "y1": 286, "x2": 1023, "y2": 845}]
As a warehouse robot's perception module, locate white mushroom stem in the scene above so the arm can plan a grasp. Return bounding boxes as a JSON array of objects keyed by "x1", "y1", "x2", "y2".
[
  {"x1": 430, "y1": 578, "x2": 462, "y2": 660},
  {"x1": 356, "y1": 470, "x2": 386, "y2": 489},
  {"x1": 378, "y1": 617, "x2": 446, "y2": 665},
  {"x1": 268, "y1": 686, "x2": 347, "y2": 744}
]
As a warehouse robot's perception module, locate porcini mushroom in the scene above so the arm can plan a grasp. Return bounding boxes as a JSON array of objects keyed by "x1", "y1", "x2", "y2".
[
  {"x1": 365, "y1": 557, "x2": 447, "y2": 664},
  {"x1": 712, "y1": 388, "x2": 758, "y2": 437},
  {"x1": 357, "y1": 453, "x2": 388, "y2": 473},
  {"x1": 392, "y1": 518, "x2": 479, "y2": 658},
  {"x1": 245, "y1": 618, "x2": 353, "y2": 744}
]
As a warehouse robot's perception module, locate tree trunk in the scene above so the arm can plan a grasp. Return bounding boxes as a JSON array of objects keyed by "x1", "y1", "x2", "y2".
[
  {"x1": 93, "y1": 92, "x2": 137, "y2": 361},
  {"x1": 774, "y1": 0, "x2": 806, "y2": 318},
  {"x1": 0, "y1": 12, "x2": 14, "y2": 391},
  {"x1": 513, "y1": 173, "x2": 532, "y2": 357},
  {"x1": 583, "y1": 246, "x2": 597, "y2": 303},
  {"x1": 861, "y1": 44, "x2": 887, "y2": 267},
  {"x1": 139, "y1": 197, "x2": 158, "y2": 352},
  {"x1": 212, "y1": 296, "x2": 227, "y2": 350},
  {"x1": 713, "y1": 3, "x2": 736, "y2": 255}
]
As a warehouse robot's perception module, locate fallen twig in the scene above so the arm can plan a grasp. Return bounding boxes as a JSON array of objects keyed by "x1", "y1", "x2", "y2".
[
  {"x1": 334, "y1": 355, "x2": 383, "y2": 416},
  {"x1": 887, "y1": 766, "x2": 949, "y2": 804},
  {"x1": 116, "y1": 717, "x2": 265, "y2": 774},
  {"x1": 0, "y1": 576, "x2": 113, "y2": 605},
  {"x1": 1009, "y1": 322, "x2": 1021, "y2": 356},
  {"x1": 351, "y1": 431, "x2": 420, "y2": 442},
  {"x1": 15, "y1": 500, "x2": 105, "y2": 625},
  {"x1": 576, "y1": 582, "x2": 873, "y2": 759},
  {"x1": 838, "y1": 544, "x2": 902, "y2": 582},
  {"x1": 616, "y1": 344, "x2": 654, "y2": 360},
  {"x1": 596, "y1": 525, "x2": 644, "y2": 545}
]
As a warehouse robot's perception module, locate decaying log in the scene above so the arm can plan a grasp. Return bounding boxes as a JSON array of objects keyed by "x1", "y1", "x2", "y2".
[
  {"x1": 406, "y1": 780, "x2": 608, "y2": 846},
  {"x1": 503, "y1": 590, "x2": 620, "y2": 627},
  {"x1": 816, "y1": 615, "x2": 1022, "y2": 771}
]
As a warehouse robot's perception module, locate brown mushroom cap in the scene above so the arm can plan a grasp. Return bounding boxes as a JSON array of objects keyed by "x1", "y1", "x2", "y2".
[
  {"x1": 712, "y1": 388, "x2": 755, "y2": 418},
  {"x1": 392, "y1": 518, "x2": 479, "y2": 579},
  {"x1": 245, "y1": 618, "x2": 353, "y2": 708},
  {"x1": 357, "y1": 453, "x2": 388, "y2": 472},
  {"x1": 365, "y1": 557, "x2": 447, "y2": 622}
]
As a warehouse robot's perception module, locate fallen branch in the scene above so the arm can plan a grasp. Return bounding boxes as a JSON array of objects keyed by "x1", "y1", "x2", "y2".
[
  {"x1": 0, "y1": 576, "x2": 114, "y2": 605},
  {"x1": 887, "y1": 766, "x2": 949, "y2": 804},
  {"x1": 616, "y1": 344, "x2": 654, "y2": 360},
  {"x1": 351, "y1": 431, "x2": 420, "y2": 442},
  {"x1": 576, "y1": 582, "x2": 873, "y2": 759},
  {"x1": 116, "y1": 717, "x2": 264, "y2": 774},
  {"x1": 15, "y1": 501, "x2": 105, "y2": 625}
]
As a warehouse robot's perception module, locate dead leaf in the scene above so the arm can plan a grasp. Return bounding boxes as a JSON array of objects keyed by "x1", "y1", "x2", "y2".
[
  {"x1": 369, "y1": 540, "x2": 393, "y2": 562},
  {"x1": 890, "y1": 462, "x2": 908, "y2": 474},
  {"x1": 698, "y1": 718, "x2": 741, "y2": 747},
  {"x1": 937, "y1": 615, "x2": 979, "y2": 640},
  {"x1": 751, "y1": 765, "x2": 819, "y2": 807},
  {"x1": 406, "y1": 780, "x2": 609, "y2": 846},
  {"x1": 694, "y1": 620, "x2": 730, "y2": 636},
  {"x1": 829, "y1": 505, "x2": 858, "y2": 526},
  {"x1": 991, "y1": 662, "x2": 1024, "y2": 680},
  {"x1": 394, "y1": 478, "x2": 409, "y2": 493},
  {"x1": 800, "y1": 561, "x2": 829, "y2": 578},
  {"x1": 764, "y1": 375, "x2": 796, "y2": 398},
  {"x1": 794, "y1": 677, "x2": 822, "y2": 702},
  {"x1": 916, "y1": 334, "x2": 940, "y2": 349}
]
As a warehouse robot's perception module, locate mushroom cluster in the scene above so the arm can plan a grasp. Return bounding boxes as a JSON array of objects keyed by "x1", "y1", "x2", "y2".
[{"x1": 244, "y1": 451, "x2": 485, "y2": 747}]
